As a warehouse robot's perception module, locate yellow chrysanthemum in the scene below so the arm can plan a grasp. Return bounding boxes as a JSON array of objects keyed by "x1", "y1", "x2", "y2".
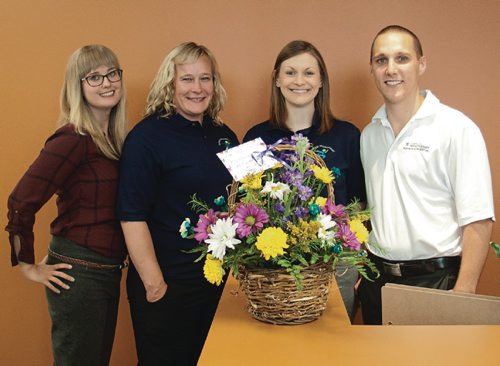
[
  {"x1": 255, "y1": 227, "x2": 289, "y2": 260},
  {"x1": 240, "y1": 171, "x2": 264, "y2": 190},
  {"x1": 203, "y1": 254, "x2": 224, "y2": 285},
  {"x1": 311, "y1": 196, "x2": 327, "y2": 207},
  {"x1": 348, "y1": 219, "x2": 369, "y2": 244},
  {"x1": 311, "y1": 165, "x2": 333, "y2": 184}
]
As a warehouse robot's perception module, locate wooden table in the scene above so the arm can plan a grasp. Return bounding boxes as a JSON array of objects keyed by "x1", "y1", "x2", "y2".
[{"x1": 199, "y1": 276, "x2": 499, "y2": 366}]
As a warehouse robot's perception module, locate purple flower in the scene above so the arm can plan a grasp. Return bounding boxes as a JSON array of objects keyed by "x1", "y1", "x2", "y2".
[
  {"x1": 303, "y1": 169, "x2": 313, "y2": 178},
  {"x1": 280, "y1": 136, "x2": 298, "y2": 145},
  {"x1": 274, "y1": 202, "x2": 285, "y2": 214},
  {"x1": 234, "y1": 204, "x2": 269, "y2": 238},
  {"x1": 336, "y1": 223, "x2": 361, "y2": 251},
  {"x1": 297, "y1": 185, "x2": 313, "y2": 201},
  {"x1": 291, "y1": 133, "x2": 310, "y2": 147},
  {"x1": 281, "y1": 169, "x2": 304, "y2": 185},
  {"x1": 304, "y1": 155, "x2": 314, "y2": 166},
  {"x1": 194, "y1": 209, "x2": 218, "y2": 243},
  {"x1": 295, "y1": 207, "x2": 307, "y2": 218},
  {"x1": 276, "y1": 150, "x2": 299, "y2": 164},
  {"x1": 322, "y1": 199, "x2": 349, "y2": 222}
]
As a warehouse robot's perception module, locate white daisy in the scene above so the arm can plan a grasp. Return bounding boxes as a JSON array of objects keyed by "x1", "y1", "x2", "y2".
[
  {"x1": 317, "y1": 213, "x2": 337, "y2": 241},
  {"x1": 205, "y1": 218, "x2": 241, "y2": 259},
  {"x1": 261, "y1": 181, "x2": 291, "y2": 201}
]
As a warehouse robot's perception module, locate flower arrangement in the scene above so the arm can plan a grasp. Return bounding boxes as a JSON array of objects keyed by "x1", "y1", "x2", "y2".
[{"x1": 180, "y1": 135, "x2": 378, "y2": 289}]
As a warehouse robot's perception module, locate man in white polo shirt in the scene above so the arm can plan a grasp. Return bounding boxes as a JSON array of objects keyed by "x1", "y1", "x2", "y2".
[{"x1": 358, "y1": 25, "x2": 495, "y2": 325}]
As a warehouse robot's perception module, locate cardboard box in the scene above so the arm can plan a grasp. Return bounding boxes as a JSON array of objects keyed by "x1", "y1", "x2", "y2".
[{"x1": 382, "y1": 283, "x2": 500, "y2": 325}]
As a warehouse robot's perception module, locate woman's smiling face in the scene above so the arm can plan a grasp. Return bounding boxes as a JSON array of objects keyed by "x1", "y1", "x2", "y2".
[
  {"x1": 276, "y1": 52, "x2": 322, "y2": 109},
  {"x1": 173, "y1": 55, "x2": 214, "y2": 122}
]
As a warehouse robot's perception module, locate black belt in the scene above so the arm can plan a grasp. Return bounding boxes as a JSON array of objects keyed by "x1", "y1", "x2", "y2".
[{"x1": 370, "y1": 254, "x2": 460, "y2": 277}]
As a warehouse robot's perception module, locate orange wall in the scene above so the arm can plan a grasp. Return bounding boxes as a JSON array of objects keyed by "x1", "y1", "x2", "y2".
[{"x1": 1, "y1": 1, "x2": 498, "y2": 365}]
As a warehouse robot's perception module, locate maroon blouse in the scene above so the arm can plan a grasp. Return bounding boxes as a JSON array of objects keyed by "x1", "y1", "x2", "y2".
[{"x1": 6, "y1": 124, "x2": 126, "y2": 265}]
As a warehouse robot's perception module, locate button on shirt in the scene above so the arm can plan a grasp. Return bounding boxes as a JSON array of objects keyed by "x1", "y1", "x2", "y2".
[
  {"x1": 116, "y1": 113, "x2": 238, "y2": 280},
  {"x1": 361, "y1": 90, "x2": 495, "y2": 260}
]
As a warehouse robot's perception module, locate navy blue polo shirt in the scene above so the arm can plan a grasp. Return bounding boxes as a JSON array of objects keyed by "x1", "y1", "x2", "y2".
[
  {"x1": 117, "y1": 113, "x2": 238, "y2": 281},
  {"x1": 243, "y1": 116, "x2": 366, "y2": 205}
]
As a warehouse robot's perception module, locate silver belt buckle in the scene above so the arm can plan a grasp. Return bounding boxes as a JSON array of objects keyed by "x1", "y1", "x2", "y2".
[{"x1": 383, "y1": 262, "x2": 402, "y2": 277}]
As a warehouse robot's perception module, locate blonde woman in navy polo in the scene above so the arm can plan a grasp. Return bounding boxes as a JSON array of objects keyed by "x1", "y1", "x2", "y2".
[{"x1": 117, "y1": 42, "x2": 238, "y2": 365}]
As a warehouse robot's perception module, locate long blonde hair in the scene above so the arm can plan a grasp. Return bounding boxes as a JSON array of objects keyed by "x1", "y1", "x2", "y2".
[
  {"x1": 59, "y1": 45, "x2": 127, "y2": 160},
  {"x1": 144, "y1": 42, "x2": 226, "y2": 124}
]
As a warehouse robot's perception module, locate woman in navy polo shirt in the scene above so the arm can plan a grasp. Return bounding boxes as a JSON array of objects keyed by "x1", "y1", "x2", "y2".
[
  {"x1": 244, "y1": 40, "x2": 366, "y2": 322},
  {"x1": 117, "y1": 42, "x2": 238, "y2": 365}
]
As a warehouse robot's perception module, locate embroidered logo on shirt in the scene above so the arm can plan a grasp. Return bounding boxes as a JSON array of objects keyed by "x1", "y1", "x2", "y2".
[{"x1": 403, "y1": 142, "x2": 430, "y2": 152}]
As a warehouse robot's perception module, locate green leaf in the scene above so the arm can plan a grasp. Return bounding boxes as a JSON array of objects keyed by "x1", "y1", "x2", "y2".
[
  {"x1": 183, "y1": 246, "x2": 206, "y2": 254},
  {"x1": 297, "y1": 255, "x2": 309, "y2": 267},
  {"x1": 188, "y1": 193, "x2": 211, "y2": 213},
  {"x1": 183, "y1": 247, "x2": 208, "y2": 263},
  {"x1": 490, "y1": 242, "x2": 500, "y2": 258},
  {"x1": 310, "y1": 253, "x2": 319, "y2": 264},
  {"x1": 277, "y1": 259, "x2": 291, "y2": 268}
]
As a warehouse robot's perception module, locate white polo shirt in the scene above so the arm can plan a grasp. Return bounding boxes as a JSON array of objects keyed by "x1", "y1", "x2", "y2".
[{"x1": 361, "y1": 90, "x2": 494, "y2": 260}]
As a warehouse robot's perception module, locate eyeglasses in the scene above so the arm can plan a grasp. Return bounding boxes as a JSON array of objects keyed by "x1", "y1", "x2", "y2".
[{"x1": 81, "y1": 69, "x2": 123, "y2": 87}]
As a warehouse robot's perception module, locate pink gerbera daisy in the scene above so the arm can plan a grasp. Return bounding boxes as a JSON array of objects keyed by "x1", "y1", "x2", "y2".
[
  {"x1": 194, "y1": 209, "x2": 218, "y2": 243},
  {"x1": 322, "y1": 199, "x2": 349, "y2": 222},
  {"x1": 336, "y1": 223, "x2": 361, "y2": 251},
  {"x1": 233, "y1": 204, "x2": 269, "y2": 238}
]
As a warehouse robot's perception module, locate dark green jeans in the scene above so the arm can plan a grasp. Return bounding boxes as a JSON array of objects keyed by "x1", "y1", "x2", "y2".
[{"x1": 45, "y1": 236, "x2": 123, "y2": 366}]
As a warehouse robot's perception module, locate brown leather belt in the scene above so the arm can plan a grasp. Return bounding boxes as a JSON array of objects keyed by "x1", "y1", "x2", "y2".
[
  {"x1": 48, "y1": 248, "x2": 128, "y2": 270},
  {"x1": 370, "y1": 254, "x2": 460, "y2": 277}
]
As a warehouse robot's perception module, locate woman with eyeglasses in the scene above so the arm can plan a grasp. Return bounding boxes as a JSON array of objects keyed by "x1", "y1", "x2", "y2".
[
  {"x1": 117, "y1": 42, "x2": 238, "y2": 365},
  {"x1": 244, "y1": 40, "x2": 366, "y2": 322},
  {"x1": 5, "y1": 44, "x2": 127, "y2": 365}
]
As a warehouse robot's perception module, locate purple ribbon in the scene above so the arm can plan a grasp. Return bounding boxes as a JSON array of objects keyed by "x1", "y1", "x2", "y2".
[{"x1": 251, "y1": 138, "x2": 292, "y2": 170}]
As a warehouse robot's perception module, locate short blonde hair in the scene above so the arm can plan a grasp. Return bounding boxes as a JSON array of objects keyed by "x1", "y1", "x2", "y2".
[
  {"x1": 59, "y1": 44, "x2": 127, "y2": 160},
  {"x1": 144, "y1": 42, "x2": 226, "y2": 124}
]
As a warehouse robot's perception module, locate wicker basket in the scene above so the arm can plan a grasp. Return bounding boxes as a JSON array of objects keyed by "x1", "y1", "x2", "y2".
[
  {"x1": 229, "y1": 143, "x2": 336, "y2": 325},
  {"x1": 237, "y1": 263, "x2": 334, "y2": 325}
]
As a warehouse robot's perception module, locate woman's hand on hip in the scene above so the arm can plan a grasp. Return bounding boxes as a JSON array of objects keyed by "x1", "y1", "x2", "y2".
[{"x1": 18, "y1": 255, "x2": 75, "y2": 293}]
